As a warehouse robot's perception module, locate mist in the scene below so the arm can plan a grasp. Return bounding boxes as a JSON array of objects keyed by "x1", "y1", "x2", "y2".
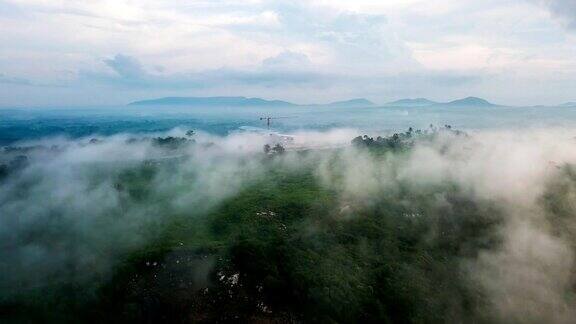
[
  {"x1": 2, "y1": 127, "x2": 576, "y2": 322},
  {"x1": 322, "y1": 129, "x2": 576, "y2": 323}
]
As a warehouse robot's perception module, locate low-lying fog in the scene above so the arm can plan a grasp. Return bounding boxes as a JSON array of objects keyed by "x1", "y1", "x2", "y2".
[{"x1": 2, "y1": 127, "x2": 576, "y2": 322}]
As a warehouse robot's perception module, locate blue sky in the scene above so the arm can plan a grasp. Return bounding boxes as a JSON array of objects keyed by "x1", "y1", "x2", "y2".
[{"x1": 0, "y1": 0, "x2": 575, "y2": 106}]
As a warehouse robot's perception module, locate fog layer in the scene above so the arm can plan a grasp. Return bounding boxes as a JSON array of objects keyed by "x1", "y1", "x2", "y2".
[{"x1": 1, "y1": 128, "x2": 576, "y2": 322}]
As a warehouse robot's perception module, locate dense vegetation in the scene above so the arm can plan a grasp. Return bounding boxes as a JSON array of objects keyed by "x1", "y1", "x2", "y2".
[{"x1": 1, "y1": 128, "x2": 575, "y2": 323}]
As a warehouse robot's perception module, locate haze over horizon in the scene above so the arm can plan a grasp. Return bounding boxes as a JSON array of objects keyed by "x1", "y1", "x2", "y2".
[{"x1": 1, "y1": 0, "x2": 576, "y2": 107}]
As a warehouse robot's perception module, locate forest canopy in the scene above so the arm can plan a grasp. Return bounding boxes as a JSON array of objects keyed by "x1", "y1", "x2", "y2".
[{"x1": 1, "y1": 127, "x2": 576, "y2": 323}]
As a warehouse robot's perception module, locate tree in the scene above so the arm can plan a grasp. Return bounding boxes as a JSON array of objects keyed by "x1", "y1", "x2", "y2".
[{"x1": 272, "y1": 144, "x2": 285, "y2": 154}]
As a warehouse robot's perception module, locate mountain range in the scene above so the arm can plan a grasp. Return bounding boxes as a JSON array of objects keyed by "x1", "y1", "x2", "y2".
[
  {"x1": 129, "y1": 96, "x2": 378, "y2": 108},
  {"x1": 324, "y1": 98, "x2": 375, "y2": 107},
  {"x1": 129, "y1": 96, "x2": 296, "y2": 107},
  {"x1": 129, "y1": 96, "x2": 505, "y2": 108},
  {"x1": 385, "y1": 97, "x2": 498, "y2": 107}
]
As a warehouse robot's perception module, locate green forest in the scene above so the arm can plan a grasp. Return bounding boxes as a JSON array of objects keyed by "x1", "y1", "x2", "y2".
[{"x1": 1, "y1": 128, "x2": 576, "y2": 323}]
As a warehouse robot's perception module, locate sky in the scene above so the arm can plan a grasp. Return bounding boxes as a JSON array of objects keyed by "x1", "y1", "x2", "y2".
[{"x1": 0, "y1": 0, "x2": 575, "y2": 107}]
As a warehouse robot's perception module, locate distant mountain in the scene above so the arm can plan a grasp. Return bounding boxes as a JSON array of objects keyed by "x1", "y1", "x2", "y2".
[
  {"x1": 327, "y1": 98, "x2": 375, "y2": 107},
  {"x1": 383, "y1": 97, "x2": 496, "y2": 108},
  {"x1": 560, "y1": 102, "x2": 576, "y2": 107},
  {"x1": 385, "y1": 98, "x2": 438, "y2": 107},
  {"x1": 129, "y1": 96, "x2": 377, "y2": 108},
  {"x1": 129, "y1": 96, "x2": 296, "y2": 107},
  {"x1": 442, "y1": 97, "x2": 497, "y2": 107},
  {"x1": 130, "y1": 96, "x2": 500, "y2": 108}
]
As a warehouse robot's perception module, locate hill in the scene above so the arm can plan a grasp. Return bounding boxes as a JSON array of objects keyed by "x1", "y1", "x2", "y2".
[
  {"x1": 129, "y1": 96, "x2": 296, "y2": 107},
  {"x1": 129, "y1": 96, "x2": 377, "y2": 108},
  {"x1": 385, "y1": 98, "x2": 438, "y2": 107},
  {"x1": 383, "y1": 97, "x2": 497, "y2": 108},
  {"x1": 442, "y1": 97, "x2": 497, "y2": 107},
  {"x1": 327, "y1": 98, "x2": 375, "y2": 107}
]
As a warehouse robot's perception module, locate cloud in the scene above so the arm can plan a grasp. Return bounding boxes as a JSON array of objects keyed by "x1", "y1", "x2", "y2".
[
  {"x1": 262, "y1": 51, "x2": 311, "y2": 69},
  {"x1": 84, "y1": 53, "x2": 326, "y2": 90},
  {"x1": 260, "y1": 3, "x2": 416, "y2": 73},
  {"x1": 535, "y1": 0, "x2": 576, "y2": 30},
  {"x1": 103, "y1": 54, "x2": 146, "y2": 80},
  {"x1": 80, "y1": 52, "x2": 481, "y2": 102}
]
